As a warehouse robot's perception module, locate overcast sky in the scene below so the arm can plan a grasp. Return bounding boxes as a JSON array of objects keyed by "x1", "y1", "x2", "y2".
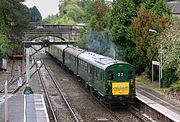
[{"x1": 23, "y1": 0, "x2": 59, "y2": 19}]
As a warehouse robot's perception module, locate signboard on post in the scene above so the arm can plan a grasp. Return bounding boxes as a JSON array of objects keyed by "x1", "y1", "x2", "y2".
[
  {"x1": 152, "y1": 61, "x2": 160, "y2": 66},
  {"x1": 152, "y1": 61, "x2": 161, "y2": 88}
]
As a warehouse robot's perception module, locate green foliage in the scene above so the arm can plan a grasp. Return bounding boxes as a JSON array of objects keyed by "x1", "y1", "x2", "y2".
[
  {"x1": 170, "y1": 81, "x2": 180, "y2": 92},
  {"x1": 43, "y1": 14, "x2": 59, "y2": 24},
  {"x1": 83, "y1": 0, "x2": 95, "y2": 22},
  {"x1": 64, "y1": 3, "x2": 84, "y2": 22},
  {"x1": 161, "y1": 18, "x2": 180, "y2": 87},
  {"x1": 0, "y1": 0, "x2": 29, "y2": 58},
  {"x1": 91, "y1": 0, "x2": 108, "y2": 31},
  {"x1": 1, "y1": 0, "x2": 29, "y2": 42},
  {"x1": 0, "y1": 7, "x2": 9, "y2": 58},
  {"x1": 28, "y1": 6, "x2": 42, "y2": 22},
  {"x1": 44, "y1": 0, "x2": 85, "y2": 24},
  {"x1": 132, "y1": 4, "x2": 171, "y2": 76},
  {"x1": 110, "y1": 0, "x2": 136, "y2": 27},
  {"x1": 109, "y1": 0, "x2": 143, "y2": 72},
  {"x1": 0, "y1": 33, "x2": 9, "y2": 58},
  {"x1": 77, "y1": 0, "x2": 112, "y2": 54},
  {"x1": 54, "y1": 15, "x2": 76, "y2": 25},
  {"x1": 163, "y1": 61, "x2": 178, "y2": 87},
  {"x1": 152, "y1": 0, "x2": 171, "y2": 16}
]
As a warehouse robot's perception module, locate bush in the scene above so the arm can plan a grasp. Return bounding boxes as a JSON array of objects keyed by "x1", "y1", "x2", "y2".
[
  {"x1": 170, "y1": 81, "x2": 180, "y2": 92},
  {"x1": 162, "y1": 61, "x2": 178, "y2": 87}
]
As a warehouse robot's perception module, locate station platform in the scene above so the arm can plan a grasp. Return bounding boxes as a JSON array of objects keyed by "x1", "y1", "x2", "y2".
[
  {"x1": 0, "y1": 94, "x2": 49, "y2": 122},
  {"x1": 136, "y1": 85, "x2": 180, "y2": 122}
]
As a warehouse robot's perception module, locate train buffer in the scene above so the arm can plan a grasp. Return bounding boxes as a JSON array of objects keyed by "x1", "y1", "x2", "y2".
[{"x1": 0, "y1": 94, "x2": 49, "y2": 122}]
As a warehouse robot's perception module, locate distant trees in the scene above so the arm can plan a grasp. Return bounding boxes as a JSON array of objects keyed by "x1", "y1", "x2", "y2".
[
  {"x1": 44, "y1": 0, "x2": 85, "y2": 24},
  {"x1": 28, "y1": 6, "x2": 42, "y2": 22}
]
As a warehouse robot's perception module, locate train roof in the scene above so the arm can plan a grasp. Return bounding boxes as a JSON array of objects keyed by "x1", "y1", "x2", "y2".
[
  {"x1": 78, "y1": 51, "x2": 130, "y2": 70},
  {"x1": 65, "y1": 46, "x2": 85, "y2": 57},
  {"x1": 52, "y1": 45, "x2": 68, "y2": 50}
]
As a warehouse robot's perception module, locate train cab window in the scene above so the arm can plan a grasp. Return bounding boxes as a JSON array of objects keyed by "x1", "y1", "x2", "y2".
[
  {"x1": 118, "y1": 70, "x2": 124, "y2": 79},
  {"x1": 128, "y1": 71, "x2": 133, "y2": 80},
  {"x1": 107, "y1": 71, "x2": 114, "y2": 80}
]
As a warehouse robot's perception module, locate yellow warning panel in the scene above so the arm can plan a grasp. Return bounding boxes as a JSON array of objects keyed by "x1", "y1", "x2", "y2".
[{"x1": 112, "y1": 82, "x2": 129, "y2": 95}]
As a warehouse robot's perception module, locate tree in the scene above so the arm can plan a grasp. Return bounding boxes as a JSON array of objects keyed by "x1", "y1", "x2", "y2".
[
  {"x1": 108, "y1": 0, "x2": 142, "y2": 71},
  {"x1": 0, "y1": 5, "x2": 9, "y2": 59},
  {"x1": 28, "y1": 6, "x2": 42, "y2": 22},
  {"x1": 0, "y1": 34, "x2": 8, "y2": 58},
  {"x1": 160, "y1": 18, "x2": 180, "y2": 87},
  {"x1": 45, "y1": 0, "x2": 85, "y2": 24},
  {"x1": 77, "y1": 0, "x2": 111, "y2": 54},
  {"x1": 1, "y1": 0, "x2": 29, "y2": 42},
  {"x1": 132, "y1": 5, "x2": 171, "y2": 75}
]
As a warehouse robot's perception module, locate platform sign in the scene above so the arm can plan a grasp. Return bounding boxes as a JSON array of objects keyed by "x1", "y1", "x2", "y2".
[
  {"x1": 152, "y1": 61, "x2": 161, "y2": 88},
  {"x1": 152, "y1": 61, "x2": 160, "y2": 66}
]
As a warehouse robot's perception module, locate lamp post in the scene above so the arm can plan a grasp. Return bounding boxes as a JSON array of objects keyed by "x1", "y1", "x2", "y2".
[{"x1": 149, "y1": 29, "x2": 162, "y2": 88}]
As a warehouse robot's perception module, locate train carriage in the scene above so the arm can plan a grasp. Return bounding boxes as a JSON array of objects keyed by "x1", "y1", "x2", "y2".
[
  {"x1": 64, "y1": 46, "x2": 84, "y2": 75},
  {"x1": 48, "y1": 45, "x2": 67, "y2": 63},
  {"x1": 78, "y1": 52, "x2": 136, "y2": 103},
  {"x1": 47, "y1": 45, "x2": 136, "y2": 104}
]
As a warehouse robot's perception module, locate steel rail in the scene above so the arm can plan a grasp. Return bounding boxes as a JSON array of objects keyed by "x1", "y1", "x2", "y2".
[
  {"x1": 43, "y1": 61, "x2": 81, "y2": 122},
  {"x1": 34, "y1": 58, "x2": 58, "y2": 122},
  {"x1": 0, "y1": 62, "x2": 35, "y2": 93}
]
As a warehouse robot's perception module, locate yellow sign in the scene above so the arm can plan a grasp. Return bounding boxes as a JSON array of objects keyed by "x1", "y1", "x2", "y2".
[{"x1": 112, "y1": 82, "x2": 129, "y2": 95}]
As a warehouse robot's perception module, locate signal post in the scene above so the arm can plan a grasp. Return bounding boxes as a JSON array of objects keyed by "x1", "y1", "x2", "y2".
[{"x1": 23, "y1": 39, "x2": 74, "y2": 94}]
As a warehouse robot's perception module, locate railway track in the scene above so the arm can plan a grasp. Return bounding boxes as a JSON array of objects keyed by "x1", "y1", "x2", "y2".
[
  {"x1": 44, "y1": 53, "x2": 143, "y2": 122},
  {"x1": 0, "y1": 59, "x2": 37, "y2": 94},
  {"x1": 34, "y1": 58, "x2": 81, "y2": 122},
  {"x1": 0, "y1": 60, "x2": 23, "y2": 93},
  {"x1": 30, "y1": 46, "x2": 144, "y2": 121}
]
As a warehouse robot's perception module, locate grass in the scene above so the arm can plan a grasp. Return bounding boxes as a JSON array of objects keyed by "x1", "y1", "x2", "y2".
[
  {"x1": 136, "y1": 74, "x2": 152, "y2": 86},
  {"x1": 136, "y1": 74, "x2": 170, "y2": 94}
]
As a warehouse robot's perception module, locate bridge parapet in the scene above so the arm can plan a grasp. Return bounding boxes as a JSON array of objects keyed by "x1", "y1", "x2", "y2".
[{"x1": 24, "y1": 24, "x2": 83, "y2": 42}]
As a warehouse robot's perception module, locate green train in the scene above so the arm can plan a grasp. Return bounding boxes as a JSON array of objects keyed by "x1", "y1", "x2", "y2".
[{"x1": 46, "y1": 45, "x2": 136, "y2": 104}]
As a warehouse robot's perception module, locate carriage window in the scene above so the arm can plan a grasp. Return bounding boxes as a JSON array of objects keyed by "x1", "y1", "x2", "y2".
[
  {"x1": 108, "y1": 71, "x2": 114, "y2": 80},
  {"x1": 118, "y1": 70, "x2": 124, "y2": 79},
  {"x1": 128, "y1": 71, "x2": 133, "y2": 80}
]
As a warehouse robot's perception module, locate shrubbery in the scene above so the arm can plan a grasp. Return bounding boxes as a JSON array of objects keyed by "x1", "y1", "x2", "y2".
[{"x1": 170, "y1": 81, "x2": 180, "y2": 92}]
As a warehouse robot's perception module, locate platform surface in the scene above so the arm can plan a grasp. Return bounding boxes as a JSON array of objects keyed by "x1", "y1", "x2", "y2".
[
  {"x1": 136, "y1": 92, "x2": 180, "y2": 122},
  {"x1": 0, "y1": 94, "x2": 49, "y2": 122}
]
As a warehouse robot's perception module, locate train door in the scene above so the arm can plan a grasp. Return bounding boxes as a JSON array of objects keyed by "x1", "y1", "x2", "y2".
[{"x1": 90, "y1": 65, "x2": 94, "y2": 87}]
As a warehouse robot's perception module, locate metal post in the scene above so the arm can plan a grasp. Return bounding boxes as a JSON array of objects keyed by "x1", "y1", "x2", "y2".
[
  {"x1": 160, "y1": 44, "x2": 163, "y2": 79},
  {"x1": 113, "y1": 50, "x2": 116, "y2": 60},
  {"x1": 152, "y1": 63, "x2": 153, "y2": 83},
  {"x1": 2, "y1": 58, "x2": 7, "y2": 71},
  {"x1": 21, "y1": 59, "x2": 23, "y2": 77},
  {"x1": 5, "y1": 80, "x2": 8, "y2": 122},
  {"x1": 26, "y1": 48, "x2": 30, "y2": 86},
  {"x1": 159, "y1": 65, "x2": 161, "y2": 88}
]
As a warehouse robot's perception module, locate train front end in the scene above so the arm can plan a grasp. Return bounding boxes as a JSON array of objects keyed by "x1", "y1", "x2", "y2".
[{"x1": 105, "y1": 63, "x2": 136, "y2": 104}]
